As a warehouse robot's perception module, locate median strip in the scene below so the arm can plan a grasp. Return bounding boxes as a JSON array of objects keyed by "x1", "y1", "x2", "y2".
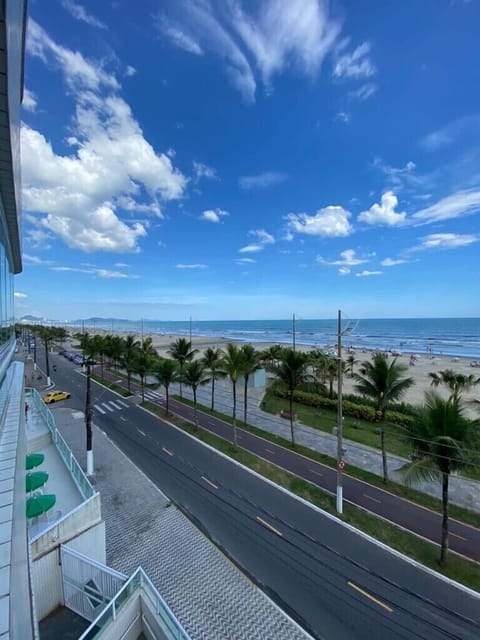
[{"x1": 347, "y1": 581, "x2": 393, "y2": 613}]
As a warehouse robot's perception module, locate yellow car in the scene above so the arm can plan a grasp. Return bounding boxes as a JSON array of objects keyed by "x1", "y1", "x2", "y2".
[{"x1": 43, "y1": 390, "x2": 71, "y2": 404}]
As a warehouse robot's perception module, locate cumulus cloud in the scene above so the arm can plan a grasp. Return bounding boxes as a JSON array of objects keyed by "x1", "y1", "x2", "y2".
[
  {"x1": 14, "y1": 292, "x2": 28, "y2": 298},
  {"x1": 200, "y1": 208, "x2": 229, "y2": 223},
  {"x1": 61, "y1": 0, "x2": 107, "y2": 29},
  {"x1": 333, "y1": 41, "x2": 376, "y2": 79},
  {"x1": 285, "y1": 205, "x2": 353, "y2": 237},
  {"x1": 316, "y1": 249, "x2": 370, "y2": 266},
  {"x1": 23, "y1": 21, "x2": 187, "y2": 253},
  {"x1": 156, "y1": 0, "x2": 341, "y2": 102},
  {"x1": 22, "y1": 88, "x2": 37, "y2": 112},
  {"x1": 410, "y1": 233, "x2": 478, "y2": 252},
  {"x1": 358, "y1": 191, "x2": 407, "y2": 226},
  {"x1": 193, "y1": 161, "x2": 218, "y2": 182},
  {"x1": 239, "y1": 171, "x2": 287, "y2": 190}
]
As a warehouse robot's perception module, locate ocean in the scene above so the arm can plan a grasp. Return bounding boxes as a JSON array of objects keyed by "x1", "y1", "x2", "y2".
[{"x1": 72, "y1": 317, "x2": 480, "y2": 359}]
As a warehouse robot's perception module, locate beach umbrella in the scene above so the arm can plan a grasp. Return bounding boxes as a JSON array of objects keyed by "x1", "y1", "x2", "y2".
[
  {"x1": 25, "y1": 471, "x2": 48, "y2": 493},
  {"x1": 26, "y1": 494, "x2": 56, "y2": 519},
  {"x1": 25, "y1": 453, "x2": 45, "y2": 470}
]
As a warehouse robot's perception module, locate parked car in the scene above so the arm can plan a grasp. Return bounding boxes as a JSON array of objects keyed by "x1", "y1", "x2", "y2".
[{"x1": 43, "y1": 390, "x2": 71, "y2": 404}]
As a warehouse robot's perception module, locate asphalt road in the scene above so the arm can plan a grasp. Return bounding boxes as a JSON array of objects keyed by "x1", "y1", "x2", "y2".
[{"x1": 34, "y1": 352, "x2": 480, "y2": 640}]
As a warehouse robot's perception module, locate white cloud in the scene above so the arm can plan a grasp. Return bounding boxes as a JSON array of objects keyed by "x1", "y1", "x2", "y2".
[
  {"x1": 338, "y1": 267, "x2": 350, "y2": 276},
  {"x1": 335, "y1": 111, "x2": 351, "y2": 124},
  {"x1": 421, "y1": 114, "x2": 480, "y2": 151},
  {"x1": 14, "y1": 292, "x2": 28, "y2": 298},
  {"x1": 239, "y1": 244, "x2": 263, "y2": 254},
  {"x1": 412, "y1": 190, "x2": 480, "y2": 223},
  {"x1": 333, "y1": 41, "x2": 376, "y2": 79},
  {"x1": 316, "y1": 249, "x2": 370, "y2": 267},
  {"x1": 156, "y1": 0, "x2": 341, "y2": 101},
  {"x1": 200, "y1": 208, "x2": 229, "y2": 223},
  {"x1": 125, "y1": 65, "x2": 137, "y2": 77},
  {"x1": 372, "y1": 158, "x2": 421, "y2": 191},
  {"x1": 193, "y1": 161, "x2": 218, "y2": 182},
  {"x1": 176, "y1": 263, "x2": 208, "y2": 269},
  {"x1": 22, "y1": 88, "x2": 37, "y2": 112},
  {"x1": 285, "y1": 205, "x2": 353, "y2": 237},
  {"x1": 61, "y1": 0, "x2": 107, "y2": 29},
  {"x1": 239, "y1": 171, "x2": 287, "y2": 189},
  {"x1": 381, "y1": 257, "x2": 408, "y2": 267},
  {"x1": 410, "y1": 233, "x2": 478, "y2": 251},
  {"x1": 51, "y1": 266, "x2": 139, "y2": 279},
  {"x1": 235, "y1": 257, "x2": 256, "y2": 264},
  {"x1": 239, "y1": 228, "x2": 275, "y2": 253},
  {"x1": 358, "y1": 191, "x2": 407, "y2": 226},
  {"x1": 355, "y1": 270, "x2": 382, "y2": 277},
  {"x1": 22, "y1": 253, "x2": 53, "y2": 266},
  {"x1": 349, "y1": 82, "x2": 376, "y2": 100},
  {"x1": 22, "y1": 23, "x2": 187, "y2": 253}
]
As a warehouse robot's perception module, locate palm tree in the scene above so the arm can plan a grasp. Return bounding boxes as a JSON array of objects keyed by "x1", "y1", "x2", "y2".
[
  {"x1": 260, "y1": 344, "x2": 284, "y2": 371},
  {"x1": 134, "y1": 337, "x2": 157, "y2": 402},
  {"x1": 120, "y1": 334, "x2": 140, "y2": 393},
  {"x1": 37, "y1": 326, "x2": 56, "y2": 383},
  {"x1": 271, "y1": 348, "x2": 310, "y2": 447},
  {"x1": 167, "y1": 338, "x2": 198, "y2": 398},
  {"x1": 354, "y1": 353, "x2": 414, "y2": 482},
  {"x1": 400, "y1": 392, "x2": 474, "y2": 566},
  {"x1": 221, "y1": 343, "x2": 244, "y2": 449},
  {"x1": 240, "y1": 344, "x2": 260, "y2": 425},
  {"x1": 153, "y1": 358, "x2": 179, "y2": 416},
  {"x1": 183, "y1": 361, "x2": 210, "y2": 430},
  {"x1": 201, "y1": 347, "x2": 225, "y2": 411},
  {"x1": 345, "y1": 354, "x2": 358, "y2": 377},
  {"x1": 429, "y1": 369, "x2": 480, "y2": 401}
]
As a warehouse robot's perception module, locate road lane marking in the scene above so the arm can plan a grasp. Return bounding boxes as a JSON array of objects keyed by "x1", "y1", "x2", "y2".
[
  {"x1": 94, "y1": 404, "x2": 106, "y2": 415},
  {"x1": 202, "y1": 476, "x2": 218, "y2": 490},
  {"x1": 266, "y1": 448, "x2": 276, "y2": 455},
  {"x1": 363, "y1": 493, "x2": 381, "y2": 504},
  {"x1": 348, "y1": 581, "x2": 393, "y2": 613},
  {"x1": 450, "y1": 531, "x2": 467, "y2": 541},
  {"x1": 120, "y1": 416, "x2": 127, "y2": 422},
  {"x1": 310, "y1": 469, "x2": 323, "y2": 477},
  {"x1": 109, "y1": 401, "x2": 123, "y2": 409},
  {"x1": 162, "y1": 447, "x2": 173, "y2": 456},
  {"x1": 256, "y1": 516, "x2": 283, "y2": 537},
  {"x1": 118, "y1": 400, "x2": 129, "y2": 408},
  {"x1": 137, "y1": 429, "x2": 146, "y2": 437}
]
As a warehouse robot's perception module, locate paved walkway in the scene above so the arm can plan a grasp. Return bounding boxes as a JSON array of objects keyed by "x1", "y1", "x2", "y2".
[
  {"x1": 174, "y1": 377, "x2": 480, "y2": 514},
  {"x1": 23, "y1": 355, "x2": 312, "y2": 639}
]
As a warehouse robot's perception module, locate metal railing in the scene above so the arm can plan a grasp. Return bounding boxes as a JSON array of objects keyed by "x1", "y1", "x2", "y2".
[
  {"x1": 78, "y1": 566, "x2": 191, "y2": 640},
  {"x1": 25, "y1": 388, "x2": 95, "y2": 499}
]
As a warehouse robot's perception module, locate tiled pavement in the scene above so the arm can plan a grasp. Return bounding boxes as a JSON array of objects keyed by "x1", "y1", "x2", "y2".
[{"x1": 48, "y1": 406, "x2": 312, "y2": 640}]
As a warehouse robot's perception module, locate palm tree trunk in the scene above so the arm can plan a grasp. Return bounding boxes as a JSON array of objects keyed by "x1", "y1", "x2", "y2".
[
  {"x1": 289, "y1": 391, "x2": 295, "y2": 447},
  {"x1": 380, "y1": 427, "x2": 388, "y2": 482},
  {"x1": 232, "y1": 382, "x2": 237, "y2": 449},
  {"x1": 141, "y1": 375, "x2": 145, "y2": 402},
  {"x1": 193, "y1": 387, "x2": 198, "y2": 431},
  {"x1": 440, "y1": 472, "x2": 449, "y2": 566},
  {"x1": 179, "y1": 367, "x2": 183, "y2": 399},
  {"x1": 211, "y1": 378, "x2": 215, "y2": 411},
  {"x1": 243, "y1": 376, "x2": 248, "y2": 425},
  {"x1": 127, "y1": 371, "x2": 131, "y2": 393},
  {"x1": 165, "y1": 386, "x2": 169, "y2": 415}
]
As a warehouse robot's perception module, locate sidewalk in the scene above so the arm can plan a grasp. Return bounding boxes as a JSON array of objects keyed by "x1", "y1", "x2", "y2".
[
  {"x1": 177, "y1": 377, "x2": 480, "y2": 514},
  {"x1": 24, "y1": 356, "x2": 312, "y2": 639}
]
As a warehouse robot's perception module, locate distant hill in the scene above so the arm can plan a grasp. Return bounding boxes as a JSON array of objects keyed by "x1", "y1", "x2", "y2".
[{"x1": 19, "y1": 315, "x2": 44, "y2": 323}]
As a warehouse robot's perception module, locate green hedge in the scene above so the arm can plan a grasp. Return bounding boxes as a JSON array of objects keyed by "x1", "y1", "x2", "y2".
[{"x1": 273, "y1": 389, "x2": 414, "y2": 428}]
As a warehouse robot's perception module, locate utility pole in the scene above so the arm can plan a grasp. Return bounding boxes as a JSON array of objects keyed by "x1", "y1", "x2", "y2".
[
  {"x1": 189, "y1": 316, "x2": 192, "y2": 343},
  {"x1": 85, "y1": 359, "x2": 94, "y2": 475},
  {"x1": 336, "y1": 309, "x2": 344, "y2": 515},
  {"x1": 292, "y1": 313, "x2": 296, "y2": 352}
]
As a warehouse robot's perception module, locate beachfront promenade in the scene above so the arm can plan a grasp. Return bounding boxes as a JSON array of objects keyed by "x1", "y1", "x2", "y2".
[{"x1": 173, "y1": 377, "x2": 480, "y2": 515}]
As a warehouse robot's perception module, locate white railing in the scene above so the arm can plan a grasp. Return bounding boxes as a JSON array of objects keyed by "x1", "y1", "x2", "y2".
[
  {"x1": 78, "y1": 566, "x2": 191, "y2": 640},
  {"x1": 25, "y1": 388, "x2": 95, "y2": 499}
]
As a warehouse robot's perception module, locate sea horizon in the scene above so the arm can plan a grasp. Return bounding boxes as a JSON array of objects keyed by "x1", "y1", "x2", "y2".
[{"x1": 58, "y1": 316, "x2": 480, "y2": 360}]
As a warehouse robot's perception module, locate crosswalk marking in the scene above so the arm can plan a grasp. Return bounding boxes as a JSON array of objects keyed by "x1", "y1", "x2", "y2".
[
  {"x1": 94, "y1": 404, "x2": 106, "y2": 414},
  {"x1": 117, "y1": 400, "x2": 129, "y2": 408},
  {"x1": 102, "y1": 403, "x2": 114, "y2": 412},
  {"x1": 109, "y1": 401, "x2": 123, "y2": 410}
]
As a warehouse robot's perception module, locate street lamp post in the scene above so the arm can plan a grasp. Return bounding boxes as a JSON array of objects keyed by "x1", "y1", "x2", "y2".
[
  {"x1": 85, "y1": 360, "x2": 94, "y2": 475},
  {"x1": 336, "y1": 309, "x2": 344, "y2": 514}
]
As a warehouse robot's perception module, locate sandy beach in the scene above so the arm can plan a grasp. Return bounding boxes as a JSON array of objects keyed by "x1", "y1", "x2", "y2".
[{"x1": 114, "y1": 331, "x2": 480, "y2": 412}]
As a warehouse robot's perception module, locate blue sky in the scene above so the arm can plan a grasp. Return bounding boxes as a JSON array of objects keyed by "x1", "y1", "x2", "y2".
[{"x1": 16, "y1": 0, "x2": 480, "y2": 322}]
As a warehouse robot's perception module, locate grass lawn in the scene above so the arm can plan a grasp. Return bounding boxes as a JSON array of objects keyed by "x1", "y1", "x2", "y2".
[{"x1": 143, "y1": 400, "x2": 480, "y2": 592}]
